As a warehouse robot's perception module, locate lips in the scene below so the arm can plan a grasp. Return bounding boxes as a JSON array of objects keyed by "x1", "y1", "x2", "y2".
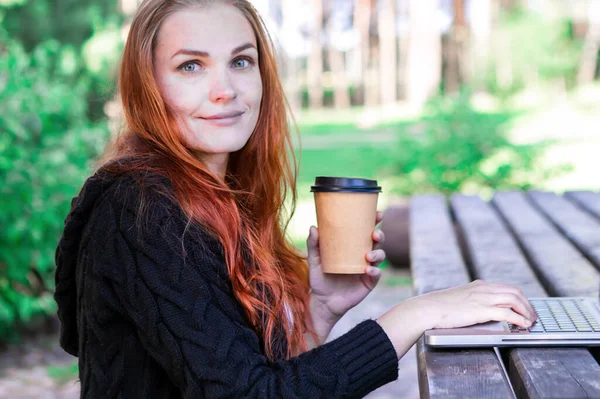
[{"x1": 201, "y1": 110, "x2": 244, "y2": 120}]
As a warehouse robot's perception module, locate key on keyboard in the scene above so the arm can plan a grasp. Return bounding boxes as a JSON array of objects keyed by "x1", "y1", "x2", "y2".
[{"x1": 522, "y1": 299, "x2": 600, "y2": 333}]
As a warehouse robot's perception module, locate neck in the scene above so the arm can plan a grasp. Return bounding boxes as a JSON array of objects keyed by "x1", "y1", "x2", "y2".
[{"x1": 196, "y1": 152, "x2": 229, "y2": 181}]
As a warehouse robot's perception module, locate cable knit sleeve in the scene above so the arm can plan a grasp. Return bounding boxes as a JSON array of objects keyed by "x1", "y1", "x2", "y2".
[{"x1": 85, "y1": 177, "x2": 399, "y2": 398}]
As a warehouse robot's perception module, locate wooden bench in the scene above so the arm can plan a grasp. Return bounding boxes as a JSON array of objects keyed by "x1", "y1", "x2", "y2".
[{"x1": 410, "y1": 191, "x2": 600, "y2": 399}]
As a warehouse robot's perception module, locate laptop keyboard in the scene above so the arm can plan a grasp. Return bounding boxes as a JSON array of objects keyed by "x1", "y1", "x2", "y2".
[
  {"x1": 529, "y1": 299, "x2": 600, "y2": 333},
  {"x1": 511, "y1": 299, "x2": 600, "y2": 333}
]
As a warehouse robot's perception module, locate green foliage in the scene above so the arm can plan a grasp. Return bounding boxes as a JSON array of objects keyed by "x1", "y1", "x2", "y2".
[
  {"x1": 1, "y1": 0, "x2": 124, "y2": 121},
  {"x1": 484, "y1": 7, "x2": 582, "y2": 98},
  {"x1": 0, "y1": 0, "x2": 122, "y2": 51},
  {"x1": 0, "y1": 34, "x2": 109, "y2": 341},
  {"x1": 0, "y1": 2, "x2": 121, "y2": 338},
  {"x1": 392, "y1": 92, "x2": 568, "y2": 195},
  {"x1": 47, "y1": 360, "x2": 79, "y2": 384}
]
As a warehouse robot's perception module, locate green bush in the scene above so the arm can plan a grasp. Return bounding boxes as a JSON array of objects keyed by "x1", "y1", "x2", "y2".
[
  {"x1": 0, "y1": 34, "x2": 109, "y2": 341},
  {"x1": 392, "y1": 92, "x2": 568, "y2": 195},
  {"x1": 1, "y1": 0, "x2": 124, "y2": 121}
]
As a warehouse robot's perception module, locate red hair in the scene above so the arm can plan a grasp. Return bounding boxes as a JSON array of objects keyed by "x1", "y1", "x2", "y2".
[{"x1": 99, "y1": 0, "x2": 314, "y2": 360}]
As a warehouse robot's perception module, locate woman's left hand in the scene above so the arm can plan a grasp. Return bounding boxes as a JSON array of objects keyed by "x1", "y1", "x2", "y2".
[{"x1": 307, "y1": 212, "x2": 386, "y2": 326}]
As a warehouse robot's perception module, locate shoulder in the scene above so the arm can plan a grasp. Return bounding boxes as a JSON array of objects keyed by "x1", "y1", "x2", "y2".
[
  {"x1": 82, "y1": 167, "x2": 228, "y2": 284},
  {"x1": 82, "y1": 166, "x2": 181, "y2": 235},
  {"x1": 95, "y1": 167, "x2": 174, "y2": 211}
]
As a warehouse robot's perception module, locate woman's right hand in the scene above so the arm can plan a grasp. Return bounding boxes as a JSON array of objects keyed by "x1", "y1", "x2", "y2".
[
  {"x1": 414, "y1": 279, "x2": 537, "y2": 329},
  {"x1": 376, "y1": 280, "x2": 538, "y2": 359}
]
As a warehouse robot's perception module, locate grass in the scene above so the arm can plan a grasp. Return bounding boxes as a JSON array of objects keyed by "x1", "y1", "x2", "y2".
[
  {"x1": 295, "y1": 146, "x2": 398, "y2": 196},
  {"x1": 296, "y1": 119, "x2": 416, "y2": 138},
  {"x1": 292, "y1": 115, "x2": 413, "y2": 200},
  {"x1": 293, "y1": 94, "x2": 600, "y2": 196},
  {"x1": 295, "y1": 122, "x2": 360, "y2": 137},
  {"x1": 384, "y1": 275, "x2": 413, "y2": 287},
  {"x1": 47, "y1": 360, "x2": 78, "y2": 385}
]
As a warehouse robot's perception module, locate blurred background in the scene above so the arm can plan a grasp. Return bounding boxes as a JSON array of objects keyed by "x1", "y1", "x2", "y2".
[{"x1": 2, "y1": 0, "x2": 600, "y2": 397}]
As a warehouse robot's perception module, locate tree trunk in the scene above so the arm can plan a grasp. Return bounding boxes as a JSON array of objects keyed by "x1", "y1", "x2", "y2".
[
  {"x1": 406, "y1": 0, "x2": 442, "y2": 107},
  {"x1": 326, "y1": 47, "x2": 351, "y2": 109},
  {"x1": 495, "y1": 4, "x2": 513, "y2": 92},
  {"x1": 577, "y1": 1, "x2": 600, "y2": 85},
  {"x1": 308, "y1": 0, "x2": 324, "y2": 109},
  {"x1": 397, "y1": 0, "x2": 410, "y2": 100},
  {"x1": 353, "y1": 0, "x2": 373, "y2": 105},
  {"x1": 444, "y1": 0, "x2": 466, "y2": 94},
  {"x1": 467, "y1": 0, "x2": 492, "y2": 90},
  {"x1": 378, "y1": 0, "x2": 397, "y2": 105},
  {"x1": 281, "y1": 0, "x2": 303, "y2": 113},
  {"x1": 286, "y1": 56, "x2": 303, "y2": 113},
  {"x1": 365, "y1": 43, "x2": 380, "y2": 106}
]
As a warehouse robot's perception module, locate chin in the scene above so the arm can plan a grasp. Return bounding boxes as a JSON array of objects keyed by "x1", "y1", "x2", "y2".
[
  {"x1": 184, "y1": 119, "x2": 256, "y2": 153},
  {"x1": 191, "y1": 136, "x2": 251, "y2": 154}
]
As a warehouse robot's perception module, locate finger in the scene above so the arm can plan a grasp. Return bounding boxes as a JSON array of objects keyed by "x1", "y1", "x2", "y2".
[
  {"x1": 366, "y1": 249, "x2": 386, "y2": 265},
  {"x1": 362, "y1": 266, "x2": 382, "y2": 290},
  {"x1": 372, "y1": 229, "x2": 385, "y2": 245},
  {"x1": 527, "y1": 299, "x2": 538, "y2": 323},
  {"x1": 480, "y1": 282, "x2": 525, "y2": 297},
  {"x1": 489, "y1": 307, "x2": 532, "y2": 328},
  {"x1": 306, "y1": 225, "x2": 319, "y2": 246},
  {"x1": 375, "y1": 211, "x2": 383, "y2": 225},
  {"x1": 482, "y1": 284, "x2": 536, "y2": 318},
  {"x1": 487, "y1": 293, "x2": 535, "y2": 322},
  {"x1": 468, "y1": 281, "x2": 533, "y2": 313},
  {"x1": 306, "y1": 226, "x2": 320, "y2": 267}
]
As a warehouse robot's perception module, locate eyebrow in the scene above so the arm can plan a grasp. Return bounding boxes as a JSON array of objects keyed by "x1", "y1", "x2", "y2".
[{"x1": 171, "y1": 43, "x2": 257, "y2": 59}]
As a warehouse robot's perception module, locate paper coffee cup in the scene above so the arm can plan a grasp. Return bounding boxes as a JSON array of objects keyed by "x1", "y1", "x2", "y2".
[{"x1": 311, "y1": 177, "x2": 381, "y2": 274}]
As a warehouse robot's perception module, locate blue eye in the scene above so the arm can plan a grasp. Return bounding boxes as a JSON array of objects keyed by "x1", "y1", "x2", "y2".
[
  {"x1": 233, "y1": 57, "x2": 254, "y2": 69},
  {"x1": 179, "y1": 62, "x2": 201, "y2": 73}
]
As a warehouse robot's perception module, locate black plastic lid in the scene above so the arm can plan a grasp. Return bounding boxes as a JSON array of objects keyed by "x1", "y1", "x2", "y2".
[{"x1": 310, "y1": 176, "x2": 382, "y2": 193}]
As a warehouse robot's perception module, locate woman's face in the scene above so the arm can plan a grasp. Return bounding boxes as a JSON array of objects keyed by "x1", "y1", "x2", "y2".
[{"x1": 153, "y1": 5, "x2": 263, "y2": 164}]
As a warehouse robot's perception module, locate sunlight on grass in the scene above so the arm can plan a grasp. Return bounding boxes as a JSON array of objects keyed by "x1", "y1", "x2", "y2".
[
  {"x1": 295, "y1": 104, "x2": 421, "y2": 128},
  {"x1": 506, "y1": 95, "x2": 600, "y2": 192}
]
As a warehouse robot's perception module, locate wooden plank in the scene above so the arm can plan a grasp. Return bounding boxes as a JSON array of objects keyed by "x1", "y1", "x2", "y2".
[
  {"x1": 493, "y1": 191, "x2": 600, "y2": 297},
  {"x1": 565, "y1": 190, "x2": 600, "y2": 220},
  {"x1": 450, "y1": 195, "x2": 547, "y2": 297},
  {"x1": 453, "y1": 194, "x2": 600, "y2": 399},
  {"x1": 529, "y1": 191, "x2": 600, "y2": 272},
  {"x1": 417, "y1": 343, "x2": 517, "y2": 399},
  {"x1": 410, "y1": 195, "x2": 514, "y2": 399},
  {"x1": 509, "y1": 348, "x2": 600, "y2": 399},
  {"x1": 410, "y1": 195, "x2": 471, "y2": 296}
]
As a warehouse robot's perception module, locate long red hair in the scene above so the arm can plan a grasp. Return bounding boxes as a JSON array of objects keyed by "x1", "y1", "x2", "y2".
[{"x1": 99, "y1": 0, "x2": 313, "y2": 360}]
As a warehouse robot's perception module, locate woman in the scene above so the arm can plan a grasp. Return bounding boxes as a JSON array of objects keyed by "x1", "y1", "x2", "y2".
[{"x1": 54, "y1": 0, "x2": 537, "y2": 397}]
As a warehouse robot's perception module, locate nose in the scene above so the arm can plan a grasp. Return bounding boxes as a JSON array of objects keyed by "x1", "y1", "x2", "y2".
[{"x1": 208, "y1": 68, "x2": 237, "y2": 104}]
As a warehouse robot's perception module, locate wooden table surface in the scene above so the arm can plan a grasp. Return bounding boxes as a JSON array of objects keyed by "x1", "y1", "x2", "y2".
[{"x1": 410, "y1": 191, "x2": 600, "y2": 399}]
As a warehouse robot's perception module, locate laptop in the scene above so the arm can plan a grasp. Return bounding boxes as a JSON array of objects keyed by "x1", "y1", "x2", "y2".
[{"x1": 425, "y1": 297, "x2": 600, "y2": 347}]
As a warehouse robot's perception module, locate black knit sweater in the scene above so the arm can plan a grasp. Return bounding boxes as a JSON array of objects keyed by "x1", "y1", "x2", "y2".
[{"x1": 54, "y1": 169, "x2": 399, "y2": 398}]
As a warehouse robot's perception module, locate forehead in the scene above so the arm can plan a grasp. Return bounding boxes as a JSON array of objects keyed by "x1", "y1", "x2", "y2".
[{"x1": 156, "y1": 5, "x2": 257, "y2": 56}]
